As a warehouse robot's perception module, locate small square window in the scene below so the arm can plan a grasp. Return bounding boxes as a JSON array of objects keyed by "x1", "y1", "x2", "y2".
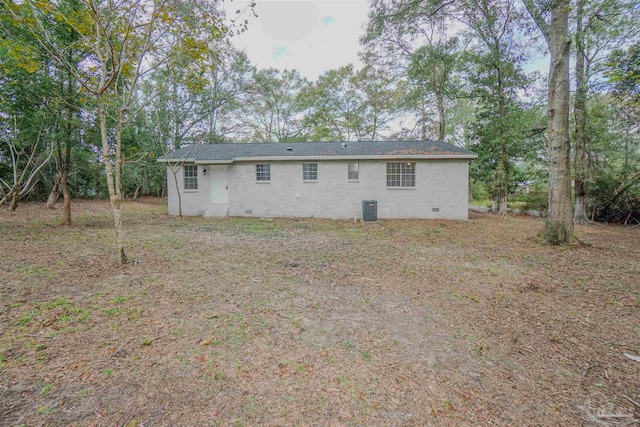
[
  {"x1": 256, "y1": 164, "x2": 271, "y2": 182},
  {"x1": 183, "y1": 165, "x2": 198, "y2": 190},
  {"x1": 348, "y1": 162, "x2": 359, "y2": 181},
  {"x1": 386, "y1": 162, "x2": 415, "y2": 187},
  {"x1": 303, "y1": 163, "x2": 317, "y2": 181}
]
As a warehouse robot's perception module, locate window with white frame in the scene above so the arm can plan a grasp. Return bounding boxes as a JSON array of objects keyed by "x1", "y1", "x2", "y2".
[
  {"x1": 183, "y1": 165, "x2": 198, "y2": 190},
  {"x1": 386, "y1": 162, "x2": 415, "y2": 187},
  {"x1": 348, "y1": 162, "x2": 359, "y2": 181},
  {"x1": 256, "y1": 164, "x2": 271, "y2": 182},
  {"x1": 302, "y1": 163, "x2": 318, "y2": 181}
]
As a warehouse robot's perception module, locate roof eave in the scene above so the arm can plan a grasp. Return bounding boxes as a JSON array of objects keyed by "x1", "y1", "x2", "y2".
[
  {"x1": 158, "y1": 154, "x2": 478, "y2": 163},
  {"x1": 156, "y1": 158, "x2": 198, "y2": 163},
  {"x1": 198, "y1": 154, "x2": 477, "y2": 163}
]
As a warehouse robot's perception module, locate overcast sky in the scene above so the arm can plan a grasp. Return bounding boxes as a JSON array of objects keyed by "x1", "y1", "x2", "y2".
[
  {"x1": 222, "y1": 0, "x2": 548, "y2": 82},
  {"x1": 223, "y1": 0, "x2": 369, "y2": 81}
]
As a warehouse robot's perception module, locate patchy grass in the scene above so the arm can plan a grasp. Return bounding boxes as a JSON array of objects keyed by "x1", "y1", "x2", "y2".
[{"x1": 0, "y1": 198, "x2": 639, "y2": 426}]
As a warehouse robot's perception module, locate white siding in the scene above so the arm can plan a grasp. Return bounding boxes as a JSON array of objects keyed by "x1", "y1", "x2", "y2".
[{"x1": 167, "y1": 160, "x2": 469, "y2": 219}]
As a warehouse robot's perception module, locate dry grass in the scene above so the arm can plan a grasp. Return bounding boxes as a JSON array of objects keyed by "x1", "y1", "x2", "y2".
[{"x1": 0, "y1": 198, "x2": 639, "y2": 426}]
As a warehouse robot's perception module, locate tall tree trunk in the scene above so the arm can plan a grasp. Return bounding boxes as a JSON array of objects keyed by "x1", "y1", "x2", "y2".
[
  {"x1": 10, "y1": 188, "x2": 18, "y2": 211},
  {"x1": 59, "y1": 104, "x2": 73, "y2": 225},
  {"x1": 542, "y1": 0, "x2": 576, "y2": 243},
  {"x1": 171, "y1": 71, "x2": 182, "y2": 149},
  {"x1": 420, "y1": 96, "x2": 428, "y2": 140},
  {"x1": 60, "y1": 170, "x2": 71, "y2": 225},
  {"x1": 133, "y1": 184, "x2": 141, "y2": 201},
  {"x1": 436, "y1": 93, "x2": 446, "y2": 141},
  {"x1": 573, "y1": 0, "x2": 588, "y2": 223},
  {"x1": 371, "y1": 115, "x2": 378, "y2": 141},
  {"x1": 494, "y1": 166, "x2": 509, "y2": 214},
  {"x1": 98, "y1": 96, "x2": 127, "y2": 264},
  {"x1": 46, "y1": 176, "x2": 61, "y2": 209},
  {"x1": 496, "y1": 63, "x2": 509, "y2": 215},
  {"x1": 462, "y1": 114, "x2": 471, "y2": 149},
  {"x1": 115, "y1": 109, "x2": 124, "y2": 201},
  {"x1": 498, "y1": 192, "x2": 508, "y2": 215},
  {"x1": 172, "y1": 169, "x2": 183, "y2": 218},
  {"x1": 496, "y1": 152, "x2": 509, "y2": 215}
]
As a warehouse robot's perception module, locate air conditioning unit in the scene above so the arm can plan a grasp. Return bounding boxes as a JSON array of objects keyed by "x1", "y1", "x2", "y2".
[{"x1": 362, "y1": 200, "x2": 378, "y2": 221}]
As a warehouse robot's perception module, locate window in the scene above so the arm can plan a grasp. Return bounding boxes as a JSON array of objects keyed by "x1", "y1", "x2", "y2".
[
  {"x1": 183, "y1": 165, "x2": 198, "y2": 190},
  {"x1": 303, "y1": 163, "x2": 317, "y2": 181},
  {"x1": 386, "y1": 162, "x2": 415, "y2": 187},
  {"x1": 348, "y1": 162, "x2": 359, "y2": 181},
  {"x1": 256, "y1": 164, "x2": 271, "y2": 182}
]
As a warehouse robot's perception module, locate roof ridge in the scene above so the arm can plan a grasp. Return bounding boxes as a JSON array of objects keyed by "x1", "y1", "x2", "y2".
[{"x1": 159, "y1": 140, "x2": 476, "y2": 162}]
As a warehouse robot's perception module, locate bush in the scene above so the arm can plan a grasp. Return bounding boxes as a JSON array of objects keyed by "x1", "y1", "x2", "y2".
[
  {"x1": 590, "y1": 174, "x2": 640, "y2": 224},
  {"x1": 470, "y1": 180, "x2": 488, "y2": 202},
  {"x1": 519, "y1": 189, "x2": 548, "y2": 217}
]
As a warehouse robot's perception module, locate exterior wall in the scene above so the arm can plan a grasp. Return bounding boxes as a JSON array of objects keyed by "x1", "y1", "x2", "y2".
[
  {"x1": 228, "y1": 160, "x2": 469, "y2": 219},
  {"x1": 166, "y1": 164, "x2": 212, "y2": 216},
  {"x1": 167, "y1": 160, "x2": 469, "y2": 219}
]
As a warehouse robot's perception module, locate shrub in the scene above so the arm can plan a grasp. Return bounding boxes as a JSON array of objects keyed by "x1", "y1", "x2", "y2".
[
  {"x1": 520, "y1": 189, "x2": 548, "y2": 217},
  {"x1": 590, "y1": 174, "x2": 640, "y2": 224}
]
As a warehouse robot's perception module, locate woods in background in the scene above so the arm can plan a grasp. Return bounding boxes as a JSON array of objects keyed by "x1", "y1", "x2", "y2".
[{"x1": 1, "y1": 0, "x2": 639, "y2": 257}]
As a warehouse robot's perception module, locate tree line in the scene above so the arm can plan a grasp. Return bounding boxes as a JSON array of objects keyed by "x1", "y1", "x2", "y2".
[{"x1": 1, "y1": 0, "x2": 639, "y2": 262}]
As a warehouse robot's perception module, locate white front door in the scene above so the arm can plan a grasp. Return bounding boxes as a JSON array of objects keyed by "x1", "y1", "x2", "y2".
[{"x1": 209, "y1": 166, "x2": 229, "y2": 204}]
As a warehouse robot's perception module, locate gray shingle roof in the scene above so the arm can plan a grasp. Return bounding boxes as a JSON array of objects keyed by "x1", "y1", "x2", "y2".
[{"x1": 159, "y1": 141, "x2": 475, "y2": 162}]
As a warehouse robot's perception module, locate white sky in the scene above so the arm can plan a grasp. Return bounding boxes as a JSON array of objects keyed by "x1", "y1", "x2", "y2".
[
  {"x1": 222, "y1": 0, "x2": 550, "y2": 84},
  {"x1": 223, "y1": 0, "x2": 370, "y2": 81}
]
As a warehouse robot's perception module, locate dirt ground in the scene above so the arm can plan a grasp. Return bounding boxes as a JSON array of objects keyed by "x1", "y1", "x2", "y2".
[{"x1": 0, "y1": 198, "x2": 638, "y2": 426}]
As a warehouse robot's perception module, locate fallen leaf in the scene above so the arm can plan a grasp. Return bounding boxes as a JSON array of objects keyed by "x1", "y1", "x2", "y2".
[{"x1": 623, "y1": 353, "x2": 640, "y2": 363}]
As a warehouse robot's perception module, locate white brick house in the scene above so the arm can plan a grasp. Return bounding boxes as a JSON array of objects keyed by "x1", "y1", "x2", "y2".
[{"x1": 158, "y1": 141, "x2": 477, "y2": 220}]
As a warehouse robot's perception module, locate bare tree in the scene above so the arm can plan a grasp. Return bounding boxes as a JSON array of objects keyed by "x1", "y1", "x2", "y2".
[
  {"x1": 0, "y1": 118, "x2": 52, "y2": 210},
  {"x1": 161, "y1": 143, "x2": 198, "y2": 219}
]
